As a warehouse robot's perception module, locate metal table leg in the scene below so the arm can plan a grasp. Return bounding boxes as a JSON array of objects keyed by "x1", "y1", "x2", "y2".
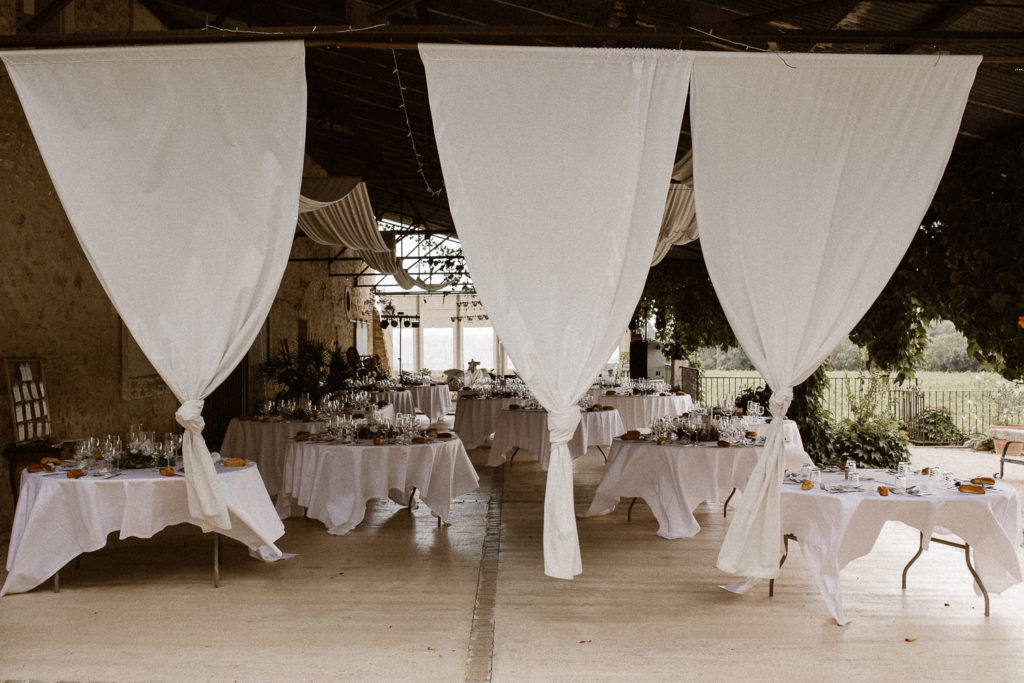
[
  {"x1": 723, "y1": 488, "x2": 737, "y2": 519},
  {"x1": 627, "y1": 497, "x2": 640, "y2": 523},
  {"x1": 904, "y1": 532, "x2": 989, "y2": 616},
  {"x1": 213, "y1": 533, "x2": 220, "y2": 588},
  {"x1": 53, "y1": 570, "x2": 59, "y2": 593},
  {"x1": 595, "y1": 445, "x2": 608, "y2": 463},
  {"x1": 507, "y1": 447, "x2": 520, "y2": 466},
  {"x1": 408, "y1": 487, "x2": 418, "y2": 514},
  {"x1": 769, "y1": 534, "x2": 795, "y2": 598}
]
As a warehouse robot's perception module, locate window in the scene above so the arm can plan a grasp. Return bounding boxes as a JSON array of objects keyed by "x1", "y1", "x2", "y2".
[
  {"x1": 392, "y1": 327, "x2": 415, "y2": 373},
  {"x1": 422, "y1": 328, "x2": 454, "y2": 372},
  {"x1": 462, "y1": 327, "x2": 494, "y2": 370}
]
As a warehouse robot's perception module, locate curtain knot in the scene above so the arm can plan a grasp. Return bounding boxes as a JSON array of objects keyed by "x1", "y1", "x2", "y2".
[
  {"x1": 547, "y1": 408, "x2": 582, "y2": 447},
  {"x1": 768, "y1": 389, "x2": 793, "y2": 418},
  {"x1": 175, "y1": 399, "x2": 206, "y2": 434}
]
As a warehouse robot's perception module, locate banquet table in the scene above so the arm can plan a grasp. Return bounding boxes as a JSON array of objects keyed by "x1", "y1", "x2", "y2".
[
  {"x1": 764, "y1": 469, "x2": 1022, "y2": 625},
  {"x1": 221, "y1": 407, "x2": 396, "y2": 496},
  {"x1": 584, "y1": 439, "x2": 811, "y2": 538},
  {"x1": 488, "y1": 408, "x2": 625, "y2": 470},
  {"x1": 405, "y1": 384, "x2": 453, "y2": 422},
  {"x1": 452, "y1": 396, "x2": 520, "y2": 449},
  {"x1": 370, "y1": 389, "x2": 414, "y2": 416},
  {"x1": 276, "y1": 436, "x2": 479, "y2": 534},
  {"x1": 2, "y1": 463, "x2": 285, "y2": 596},
  {"x1": 220, "y1": 418, "x2": 323, "y2": 496},
  {"x1": 589, "y1": 393, "x2": 693, "y2": 431},
  {"x1": 746, "y1": 419, "x2": 808, "y2": 463}
]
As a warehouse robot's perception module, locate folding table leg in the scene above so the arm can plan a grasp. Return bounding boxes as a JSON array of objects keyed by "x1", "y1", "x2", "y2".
[
  {"x1": 769, "y1": 534, "x2": 795, "y2": 598},
  {"x1": 627, "y1": 497, "x2": 640, "y2": 523},
  {"x1": 408, "y1": 487, "x2": 418, "y2": 514},
  {"x1": 507, "y1": 448, "x2": 520, "y2": 466},
  {"x1": 53, "y1": 571, "x2": 59, "y2": 593},
  {"x1": 213, "y1": 533, "x2": 220, "y2": 588},
  {"x1": 723, "y1": 488, "x2": 737, "y2": 518},
  {"x1": 902, "y1": 532, "x2": 925, "y2": 589}
]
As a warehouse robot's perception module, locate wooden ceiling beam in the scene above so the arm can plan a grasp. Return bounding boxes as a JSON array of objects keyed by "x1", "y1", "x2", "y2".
[{"x1": 2, "y1": 24, "x2": 1024, "y2": 50}]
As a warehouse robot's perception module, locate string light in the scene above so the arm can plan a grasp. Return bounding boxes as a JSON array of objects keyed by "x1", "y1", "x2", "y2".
[{"x1": 391, "y1": 49, "x2": 444, "y2": 198}]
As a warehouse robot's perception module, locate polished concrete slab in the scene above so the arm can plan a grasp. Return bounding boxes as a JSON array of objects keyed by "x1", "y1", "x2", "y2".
[{"x1": 2, "y1": 444, "x2": 1023, "y2": 681}]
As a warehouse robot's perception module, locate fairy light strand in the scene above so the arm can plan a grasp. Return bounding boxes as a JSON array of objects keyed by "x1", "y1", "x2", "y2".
[{"x1": 391, "y1": 49, "x2": 444, "y2": 197}]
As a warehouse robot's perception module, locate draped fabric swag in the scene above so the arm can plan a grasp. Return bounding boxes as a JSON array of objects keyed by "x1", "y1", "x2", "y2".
[
  {"x1": 689, "y1": 53, "x2": 981, "y2": 587},
  {"x1": 297, "y1": 177, "x2": 453, "y2": 291},
  {"x1": 421, "y1": 44, "x2": 693, "y2": 579},
  {"x1": 650, "y1": 184, "x2": 698, "y2": 267},
  {"x1": 1, "y1": 42, "x2": 308, "y2": 533}
]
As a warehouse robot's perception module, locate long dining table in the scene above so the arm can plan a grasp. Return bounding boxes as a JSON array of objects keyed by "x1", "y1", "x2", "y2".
[
  {"x1": 275, "y1": 435, "x2": 479, "y2": 534},
  {"x1": 2, "y1": 462, "x2": 285, "y2": 596}
]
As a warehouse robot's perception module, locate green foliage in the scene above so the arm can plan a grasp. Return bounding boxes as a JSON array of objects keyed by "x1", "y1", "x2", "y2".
[
  {"x1": 828, "y1": 419, "x2": 911, "y2": 470},
  {"x1": 821, "y1": 371, "x2": 909, "y2": 469},
  {"x1": 905, "y1": 407, "x2": 965, "y2": 445},
  {"x1": 697, "y1": 346, "x2": 755, "y2": 370},
  {"x1": 919, "y1": 332, "x2": 979, "y2": 372},
  {"x1": 733, "y1": 385, "x2": 772, "y2": 413},
  {"x1": 788, "y1": 366, "x2": 837, "y2": 465},
  {"x1": 259, "y1": 339, "x2": 359, "y2": 402},
  {"x1": 857, "y1": 127, "x2": 1024, "y2": 380},
  {"x1": 639, "y1": 257, "x2": 738, "y2": 360},
  {"x1": 827, "y1": 337, "x2": 865, "y2": 371}
]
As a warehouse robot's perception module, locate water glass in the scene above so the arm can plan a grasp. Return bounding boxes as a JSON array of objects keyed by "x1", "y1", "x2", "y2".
[
  {"x1": 895, "y1": 473, "x2": 907, "y2": 493},
  {"x1": 897, "y1": 462, "x2": 909, "y2": 477},
  {"x1": 942, "y1": 471, "x2": 955, "y2": 488},
  {"x1": 849, "y1": 472, "x2": 860, "y2": 488},
  {"x1": 800, "y1": 463, "x2": 812, "y2": 481},
  {"x1": 809, "y1": 468, "x2": 821, "y2": 486}
]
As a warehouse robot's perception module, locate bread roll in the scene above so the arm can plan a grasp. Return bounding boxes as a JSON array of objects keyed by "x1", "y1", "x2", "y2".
[
  {"x1": 40, "y1": 457, "x2": 61, "y2": 466},
  {"x1": 801, "y1": 480, "x2": 815, "y2": 490},
  {"x1": 27, "y1": 463, "x2": 48, "y2": 473},
  {"x1": 223, "y1": 458, "x2": 246, "y2": 467},
  {"x1": 294, "y1": 432, "x2": 311, "y2": 441},
  {"x1": 411, "y1": 437, "x2": 428, "y2": 444},
  {"x1": 373, "y1": 438, "x2": 383, "y2": 446},
  {"x1": 66, "y1": 469, "x2": 85, "y2": 479},
  {"x1": 159, "y1": 467, "x2": 176, "y2": 477},
  {"x1": 602, "y1": 405, "x2": 615, "y2": 411},
  {"x1": 437, "y1": 432, "x2": 453, "y2": 440},
  {"x1": 958, "y1": 483, "x2": 985, "y2": 495},
  {"x1": 717, "y1": 440, "x2": 731, "y2": 448},
  {"x1": 971, "y1": 476, "x2": 995, "y2": 486},
  {"x1": 877, "y1": 485, "x2": 889, "y2": 496}
]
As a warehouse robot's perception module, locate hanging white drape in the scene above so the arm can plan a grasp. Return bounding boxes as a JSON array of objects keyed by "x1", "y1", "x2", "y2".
[
  {"x1": 297, "y1": 178, "x2": 390, "y2": 252},
  {"x1": 421, "y1": 44, "x2": 692, "y2": 578},
  {"x1": 296, "y1": 177, "x2": 453, "y2": 291},
  {"x1": 1, "y1": 42, "x2": 308, "y2": 532},
  {"x1": 689, "y1": 52, "x2": 980, "y2": 580},
  {"x1": 650, "y1": 184, "x2": 698, "y2": 266}
]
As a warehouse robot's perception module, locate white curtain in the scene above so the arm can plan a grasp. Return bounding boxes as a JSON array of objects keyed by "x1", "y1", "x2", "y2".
[
  {"x1": 1, "y1": 42, "x2": 308, "y2": 532},
  {"x1": 689, "y1": 52, "x2": 981, "y2": 578},
  {"x1": 421, "y1": 44, "x2": 692, "y2": 578}
]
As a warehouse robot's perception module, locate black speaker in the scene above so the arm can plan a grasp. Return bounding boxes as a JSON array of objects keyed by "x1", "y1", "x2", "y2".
[{"x1": 629, "y1": 340, "x2": 648, "y2": 379}]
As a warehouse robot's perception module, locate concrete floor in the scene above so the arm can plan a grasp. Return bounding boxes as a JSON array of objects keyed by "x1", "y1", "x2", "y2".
[{"x1": 2, "y1": 443, "x2": 1023, "y2": 681}]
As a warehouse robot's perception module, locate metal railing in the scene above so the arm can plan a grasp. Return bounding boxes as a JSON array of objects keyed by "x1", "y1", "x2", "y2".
[{"x1": 700, "y1": 374, "x2": 1024, "y2": 444}]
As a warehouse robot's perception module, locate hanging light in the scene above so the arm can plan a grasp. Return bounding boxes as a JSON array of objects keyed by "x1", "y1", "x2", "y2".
[
  {"x1": 380, "y1": 321, "x2": 389, "y2": 330},
  {"x1": 390, "y1": 319, "x2": 399, "y2": 328},
  {"x1": 403, "y1": 319, "x2": 411, "y2": 327},
  {"x1": 411, "y1": 320, "x2": 420, "y2": 328}
]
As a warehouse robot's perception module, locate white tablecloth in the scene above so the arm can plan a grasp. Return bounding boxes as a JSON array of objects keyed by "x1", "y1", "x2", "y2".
[
  {"x1": 452, "y1": 397, "x2": 520, "y2": 449},
  {"x1": 276, "y1": 437, "x2": 479, "y2": 534},
  {"x1": 771, "y1": 470, "x2": 1022, "y2": 625},
  {"x1": 589, "y1": 394, "x2": 693, "y2": 431},
  {"x1": 746, "y1": 419, "x2": 808, "y2": 464},
  {"x1": 2, "y1": 463, "x2": 285, "y2": 596},
  {"x1": 371, "y1": 390, "x2": 414, "y2": 416},
  {"x1": 488, "y1": 409, "x2": 625, "y2": 470},
  {"x1": 220, "y1": 418, "x2": 323, "y2": 496},
  {"x1": 583, "y1": 439, "x2": 813, "y2": 538},
  {"x1": 406, "y1": 384, "x2": 453, "y2": 422}
]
